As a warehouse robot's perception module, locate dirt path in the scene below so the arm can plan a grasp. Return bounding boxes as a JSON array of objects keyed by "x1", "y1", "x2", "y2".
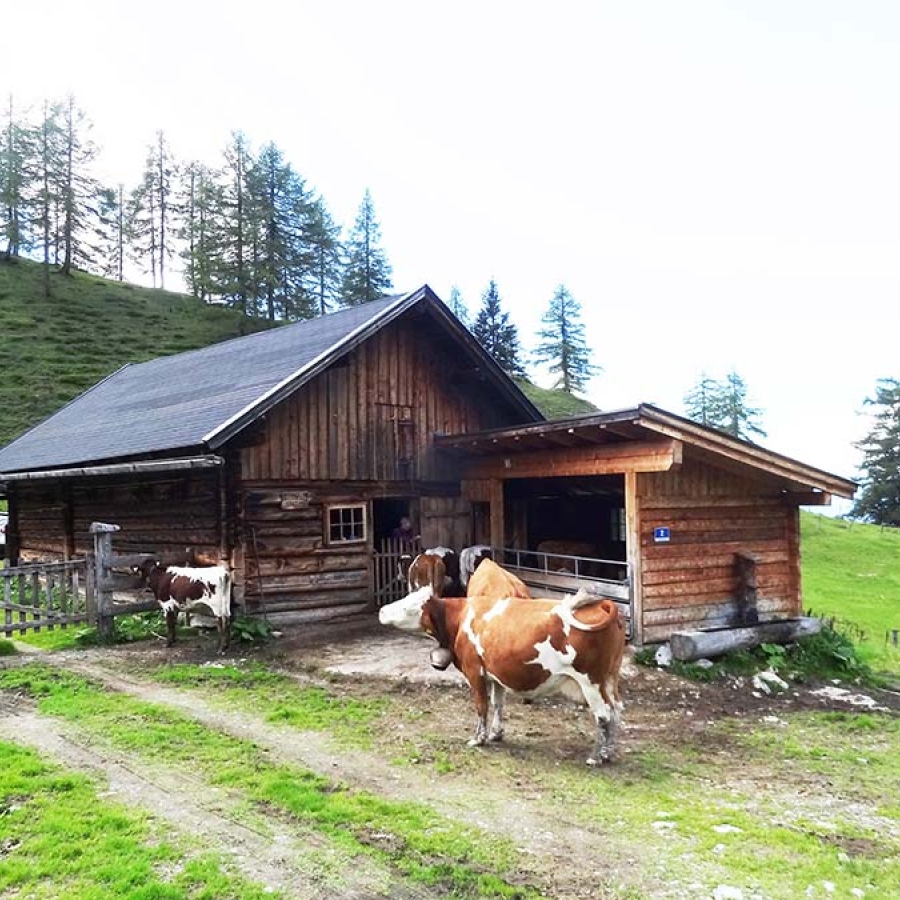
[
  {"x1": 0, "y1": 691, "x2": 435, "y2": 900},
  {"x1": 4, "y1": 622, "x2": 900, "y2": 900}
]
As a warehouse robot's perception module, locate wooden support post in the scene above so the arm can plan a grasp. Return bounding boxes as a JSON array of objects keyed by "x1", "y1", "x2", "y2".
[
  {"x1": 489, "y1": 479, "x2": 504, "y2": 553},
  {"x1": 625, "y1": 472, "x2": 643, "y2": 646},
  {"x1": 90, "y1": 522, "x2": 120, "y2": 639}
]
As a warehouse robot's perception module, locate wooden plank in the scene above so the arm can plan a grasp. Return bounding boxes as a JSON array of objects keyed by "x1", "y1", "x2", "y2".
[
  {"x1": 670, "y1": 617, "x2": 822, "y2": 661},
  {"x1": 465, "y1": 440, "x2": 682, "y2": 480}
]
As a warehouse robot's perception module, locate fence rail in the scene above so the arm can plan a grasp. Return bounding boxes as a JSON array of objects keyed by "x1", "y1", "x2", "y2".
[{"x1": 0, "y1": 558, "x2": 93, "y2": 636}]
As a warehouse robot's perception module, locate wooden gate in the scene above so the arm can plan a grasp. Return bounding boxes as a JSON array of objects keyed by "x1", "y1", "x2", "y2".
[
  {"x1": 1, "y1": 559, "x2": 93, "y2": 636},
  {"x1": 373, "y1": 537, "x2": 418, "y2": 607}
]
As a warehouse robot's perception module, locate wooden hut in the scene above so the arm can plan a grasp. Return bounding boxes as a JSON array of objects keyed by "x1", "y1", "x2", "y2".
[{"x1": 0, "y1": 286, "x2": 857, "y2": 643}]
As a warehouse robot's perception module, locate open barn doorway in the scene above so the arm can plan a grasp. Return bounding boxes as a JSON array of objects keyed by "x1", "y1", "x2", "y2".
[
  {"x1": 498, "y1": 474, "x2": 632, "y2": 634},
  {"x1": 505, "y1": 474, "x2": 627, "y2": 575}
]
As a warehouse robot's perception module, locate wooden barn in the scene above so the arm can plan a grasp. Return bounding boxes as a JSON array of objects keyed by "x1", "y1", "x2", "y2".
[{"x1": 0, "y1": 285, "x2": 857, "y2": 645}]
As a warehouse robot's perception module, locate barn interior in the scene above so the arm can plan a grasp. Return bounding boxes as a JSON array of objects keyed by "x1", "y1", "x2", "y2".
[{"x1": 503, "y1": 474, "x2": 628, "y2": 581}]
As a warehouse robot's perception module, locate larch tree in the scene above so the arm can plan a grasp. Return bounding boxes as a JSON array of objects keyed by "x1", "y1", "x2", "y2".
[
  {"x1": 58, "y1": 95, "x2": 101, "y2": 276},
  {"x1": 219, "y1": 131, "x2": 254, "y2": 314},
  {"x1": 305, "y1": 196, "x2": 343, "y2": 315},
  {"x1": 852, "y1": 377, "x2": 900, "y2": 525},
  {"x1": 0, "y1": 93, "x2": 31, "y2": 261},
  {"x1": 341, "y1": 189, "x2": 392, "y2": 305},
  {"x1": 178, "y1": 160, "x2": 221, "y2": 303},
  {"x1": 95, "y1": 183, "x2": 125, "y2": 281},
  {"x1": 472, "y1": 279, "x2": 527, "y2": 378},
  {"x1": 447, "y1": 285, "x2": 469, "y2": 327},
  {"x1": 683, "y1": 372, "x2": 723, "y2": 427},
  {"x1": 684, "y1": 370, "x2": 766, "y2": 441},
  {"x1": 32, "y1": 99, "x2": 64, "y2": 296},
  {"x1": 532, "y1": 284, "x2": 598, "y2": 393}
]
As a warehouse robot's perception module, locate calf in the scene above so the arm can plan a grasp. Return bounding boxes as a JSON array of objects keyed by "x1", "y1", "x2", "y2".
[
  {"x1": 139, "y1": 559, "x2": 233, "y2": 653},
  {"x1": 379, "y1": 584, "x2": 625, "y2": 766},
  {"x1": 401, "y1": 547, "x2": 460, "y2": 596}
]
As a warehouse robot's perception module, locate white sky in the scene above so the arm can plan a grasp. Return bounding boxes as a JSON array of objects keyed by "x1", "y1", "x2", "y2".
[{"x1": 4, "y1": 1, "x2": 899, "y2": 509}]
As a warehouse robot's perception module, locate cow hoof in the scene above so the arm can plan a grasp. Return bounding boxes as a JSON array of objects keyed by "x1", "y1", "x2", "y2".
[
  {"x1": 487, "y1": 731, "x2": 504, "y2": 743},
  {"x1": 467, "y1": 737, "x2": 486, "y2": 748}
]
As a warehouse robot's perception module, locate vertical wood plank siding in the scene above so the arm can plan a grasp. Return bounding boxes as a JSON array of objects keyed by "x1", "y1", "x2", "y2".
[
  {"x1": 637, "y1": 454, "x2": 799, "y2": 643},
  {"x1": 239, "y1": 317, "x2": 512, "y2": 613}
]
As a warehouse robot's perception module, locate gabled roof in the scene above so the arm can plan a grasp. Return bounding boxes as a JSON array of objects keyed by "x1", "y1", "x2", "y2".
[
  {"x1": 0, "y1": 286, "x2": 542, "y2": 477},
  {"x1": 436, "y1": 402, "x2": 858, "y2": 500}
]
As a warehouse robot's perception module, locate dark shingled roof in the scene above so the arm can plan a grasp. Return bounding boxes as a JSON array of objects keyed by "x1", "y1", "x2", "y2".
[{"x1": 0, "y1": 286, "x2": 540, "y2": 476}]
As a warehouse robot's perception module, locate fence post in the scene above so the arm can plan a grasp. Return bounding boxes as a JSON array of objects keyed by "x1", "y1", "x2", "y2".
[{"x1": 90, "y1": 522, "x2": 120, "y2": 639}]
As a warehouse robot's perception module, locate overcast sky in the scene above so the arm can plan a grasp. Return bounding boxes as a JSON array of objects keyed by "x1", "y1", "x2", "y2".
[{"x1": 4, "y1": 1, "x2": 899, "y2": 510}]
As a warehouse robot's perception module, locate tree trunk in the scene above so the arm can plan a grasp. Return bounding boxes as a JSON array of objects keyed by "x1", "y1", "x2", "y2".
[{"x1": 669, "y1": 617, "x2": 823, "y2": 662}]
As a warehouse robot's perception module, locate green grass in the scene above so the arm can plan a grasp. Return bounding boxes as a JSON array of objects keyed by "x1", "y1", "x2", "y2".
[
  {"x1": 0, "y1": 664, "x2": 542, "y2": 899},
  {"x1": 0, "y1": 739, "x2": 282, "y2": 899},
  {"x1": 801, "y1": 511, "x2": 900, "y2": 674},
  {"x1": 151, "y1": 661, "x2": 387, "y2": 743},
  {"x1": 0, "y1": 258, "x2": 272, "y2": 447},
  {"x1": 515, "y1": 377, "x2": 598, "y2": 418}
]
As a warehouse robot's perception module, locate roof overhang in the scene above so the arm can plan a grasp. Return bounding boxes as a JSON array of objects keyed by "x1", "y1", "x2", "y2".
[
  {"x1": 0, "y1": 454, "x2": 224, "y2": 487},
  {"x1": 436, "y1": 403, "x2": 858, "y2": 501}
]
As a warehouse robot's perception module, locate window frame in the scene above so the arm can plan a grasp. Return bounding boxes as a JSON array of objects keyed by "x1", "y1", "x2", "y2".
[{"x1": 325, "y1": 503, "x2": 368, "y2": 546}]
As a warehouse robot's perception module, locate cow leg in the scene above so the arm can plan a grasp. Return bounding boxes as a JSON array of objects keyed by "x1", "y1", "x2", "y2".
[
  {"x1": 466, "y1": 675, "x2": 490, "y2": 747},
  {"x1": 580, "y1": 678, "x2": 622, "y2": 766},
  {"x1": 487, "y1": 681, "x2": 505, "y2": 742},
  {"x1": 216, "y1": 616, "x2": 231, "y2": 654},
  {"x1": 165, "y1": 608, "x2": 178, "y2": 647}
]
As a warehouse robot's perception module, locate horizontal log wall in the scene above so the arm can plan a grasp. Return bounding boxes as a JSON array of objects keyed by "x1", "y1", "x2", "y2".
[
  {"x1": 241, "y1": 318, "x2": 510, "y2": 484},
  {"x1": 638, "y1": 454, "x2": 800, "y2": 644},
  {"x1": 239, "y1": 484, "x2": 372, "y2": 615},
  {"x1": 14, "y1": 472, "x2": 220, "y2": 562}
]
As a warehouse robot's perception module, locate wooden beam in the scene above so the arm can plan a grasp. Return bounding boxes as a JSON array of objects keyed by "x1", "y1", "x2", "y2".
[
  {"x1": 489, "y1": 479, "x2": 504, "y2": 549},
  {"x1": 625, "y1": 472, "x2": 643, "y2": 646},
  {"x1": 783, "y1": 491, "x2": 832, "y2": 506},
  {"x1": 463, "y1": 439, "x2": 682, "y2": 480}
]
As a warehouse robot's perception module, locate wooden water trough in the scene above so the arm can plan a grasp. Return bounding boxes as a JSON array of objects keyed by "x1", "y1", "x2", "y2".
[{"x1": 669, "y1": 616, "x2": 822, "y2": 662}]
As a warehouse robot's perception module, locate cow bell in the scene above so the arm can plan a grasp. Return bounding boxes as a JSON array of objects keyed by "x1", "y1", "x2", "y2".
[{"x1": 430, "y1": 647, "x2": 453, "y2": 670}]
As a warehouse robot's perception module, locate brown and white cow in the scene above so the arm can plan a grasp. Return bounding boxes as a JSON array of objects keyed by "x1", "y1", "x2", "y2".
[
  {"x1": 378, "y1": 584, "x2": 625, "y2": 765},
  {"x1": 464, "y1": 556, "x2": 530, "y2": 600},
  {"x1": 139, "y1": 560, "x2": 234, "y2": 653},
  {"x1": 400, "y1": 546, "x2": 460, "y2": 597}
]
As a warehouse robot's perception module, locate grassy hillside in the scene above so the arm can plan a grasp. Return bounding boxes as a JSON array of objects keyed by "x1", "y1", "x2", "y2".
[
  {"x1": 801, "y1": 511, "x2": 900, "y2": 674},
  {"x1": 0, "y1": 259, "x2": 271, "y2": 448},
  {"x1": 515, "y1": 378, "x2": 598, "y2": 418}
]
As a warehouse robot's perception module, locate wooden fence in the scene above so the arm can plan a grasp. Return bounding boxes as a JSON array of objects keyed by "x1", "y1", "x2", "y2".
[
  {"x1": 373, "y1": 537, "x2": 419, "y2": 607},
  {"x1": 1, "y1": 558, "x2": 93, "y2": 636}
]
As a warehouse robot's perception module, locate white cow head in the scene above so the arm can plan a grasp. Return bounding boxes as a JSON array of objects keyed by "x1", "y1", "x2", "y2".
[{"x1": 378, "y1": 584, "x2": 433, "y2": 633}]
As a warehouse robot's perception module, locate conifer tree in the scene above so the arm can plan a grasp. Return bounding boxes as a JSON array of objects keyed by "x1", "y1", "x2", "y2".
[
  {"x1": 219, "y1": 131, "x2": 254, "y2": 314},
  {"x1": 0, "y1": 94, "x2": 31, "y2": 261},
  {"x1": 178, "y1": 161, "x2": 221, "y2": 303},
  {"x1": 852, "y1": 378, "x2": 900, "y2": 524},
  {"x1": 305, "y1": 196, "x2": 342, "y2": 315},
  {"x1": 533, "y1": 284, "x2": 598, "y2": 393},
  {"x1": 341, "y1": 189, "x2": 392, "y2": 305},
  {"x1": 683, "y1": 372, "x2": 722, "y2": 427},
  {"x1": 472, "y1": 279, "x2": 527, "y2": 378},
  {"x1": 33, "y1": 99, "x2": 64, "y2": 296},
  {"x1": 447, "y1": 285, "x2": 469, "y2": 327},
  {"x1": 95, "y1": 184, "x2": 125, "y2": 281},
  {"x1": 683, "y1": 370, "x2": 766, "y2": 441},
  {"x1": 58, "y1": 95, "x2": 101, "y2": 276}
]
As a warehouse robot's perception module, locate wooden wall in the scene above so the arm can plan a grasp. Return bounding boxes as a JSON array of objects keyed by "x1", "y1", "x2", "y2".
[
  {"x1": 637, "y1": 453, "x2": 800, "y2": 644},
  {"x1": 236, "y1": 315, "x2": 515, "y2": 615},
  {"x1": 241, "y1": 317, "x2": 512, "y2": 484},
  {"x1": 14, "y1": 470, "x2": 221, "y2": 562}
]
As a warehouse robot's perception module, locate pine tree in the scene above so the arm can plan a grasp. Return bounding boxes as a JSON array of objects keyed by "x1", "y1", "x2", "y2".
[
  {"x1": 95, "y1": 184, "x2": 125, "y2": 281},
  {"x1": 0, "y1": 94, "x2": 31, "y2": 261},
  {"x1": 683, "y1": 372, "x2": 722, "y2": 427},
  {"x1": 341, "y1": 189, "x2": 392, "y2": 305},
  {"x1": 472, "y1": 280, "x2": 527, "y2": 378},
  {"x1": 32, "y1": 99, "x2": 64, "y2": 296},
  {"x1": 447, "y1": 285, "x2": 469, "y2": 327},
  {"x1": 58, "y1": 95, "x2": 101, "y2": 276},
  {"x1": 178, "y1": 161, "x2": 221, "y2": 303},
  {"x1": 219, "y1": 131, "x2": 254, "y2": 314},
  {"x1": 852, "y1": 378, "x2": 900, "y2": 524},
  {"x1": 683, "y1": 370, "x2": 766, "y2": 441},
  {"x1": 532, "y1": 284, "x2": 598, "y2": 393},
  {"x1": 305, "y1": 196, "x2": 342, "y2": 315}
]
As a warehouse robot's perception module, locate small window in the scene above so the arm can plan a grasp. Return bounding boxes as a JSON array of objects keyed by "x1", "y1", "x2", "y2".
[{"x1": 327, "y1": 504, "x2": 367, "y2": 544}]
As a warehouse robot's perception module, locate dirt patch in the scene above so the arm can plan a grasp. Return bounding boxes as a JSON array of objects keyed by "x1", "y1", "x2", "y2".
[{"x1": 4, "y1": 615, "x2": 900, "y2": 899}]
